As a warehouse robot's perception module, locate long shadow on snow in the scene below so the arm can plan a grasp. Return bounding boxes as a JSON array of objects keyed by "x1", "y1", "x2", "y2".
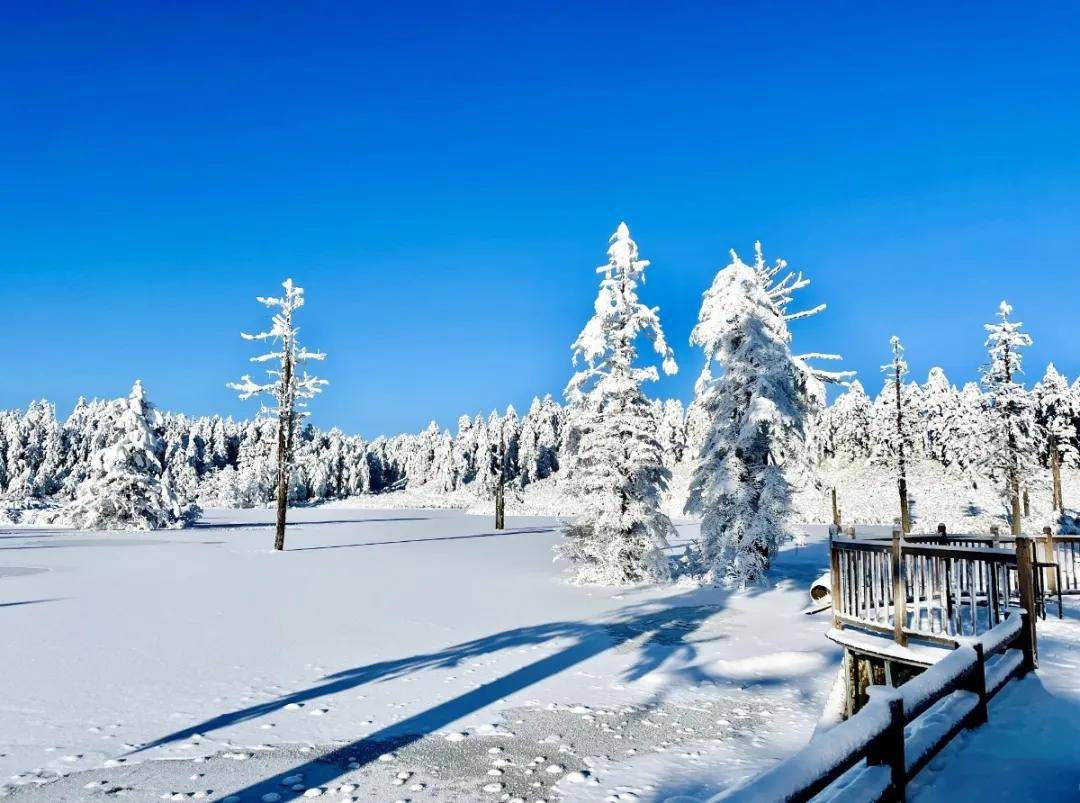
[
  {"x1": 206, "y1": 568, "x2": 827, "y2": 803},
  {"x1": 142, "y1": 537, "x2": 832, "y2": 802},
  {"x1": 191, "y1": 517, "x2": 431, "y2": 531},
  {"x1": 287, "y1": 526, "x2": 555, "y2": 552}
]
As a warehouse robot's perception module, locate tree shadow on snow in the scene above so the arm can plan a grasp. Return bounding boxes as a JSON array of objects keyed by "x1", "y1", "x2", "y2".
[
  {"x1": 286, "y1": 526, "x2": 555, "y2": 552},
  {"x1": 191, "y1": 516, "x2": 432, "y2": 532},
  {"x1": 135, "y1": 538, "x2": 831, "y2": 802},
  {"x1": 133, "y1": 591, "x2": 735, "y2": 800}
]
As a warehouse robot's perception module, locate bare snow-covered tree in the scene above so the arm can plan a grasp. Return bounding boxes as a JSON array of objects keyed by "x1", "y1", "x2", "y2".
[
  {"x1": 558, "y1": 222, "x2": 678, "y2": 585},
  {"x1": 229, "y1": 278, "x2": 327, "y2": 550},
  {"x1": 686, "y1": 242, "x2": 850, "y2": 586},
  {"x1": 873, "y1": 337, "x2": 916, "y2": 532},
  {"x1": 981, "y1": 301, "x2": 1037, "y2": 534},
  {"x1": 66, "y1": 381, "x2": 198, "y2": 530}
]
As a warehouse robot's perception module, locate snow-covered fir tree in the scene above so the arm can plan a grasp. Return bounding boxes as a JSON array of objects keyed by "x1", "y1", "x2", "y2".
[
  {"x1": 686, "y1": 242, "x2": 848, "y2": 586},
  {"x1": 980, "y1": 301, "x2": 1038, "y2": 533},
  {"x1": 558, "y1": 222, "x2": 678, "y2": 585},
  {"x1": 65, "y1": 381, "x2": 197, "y2": 530},
  {"x1": 229, "y1": 278, "x2": 327, "y2": 550},
  {"x1": 1033, "y1": 363, "x2": 1077, "y2": 513},
  {"x1": 822, "y1": 380, "x2": 872, "y2": 462},
  {"x1": 921, "y1": 367, "x2": 961, "y2": 465}
]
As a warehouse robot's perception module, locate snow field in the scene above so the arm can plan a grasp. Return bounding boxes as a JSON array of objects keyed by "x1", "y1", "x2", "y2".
[{"x1": 0, "y1": 509, "x2": 839, "y2": 801}]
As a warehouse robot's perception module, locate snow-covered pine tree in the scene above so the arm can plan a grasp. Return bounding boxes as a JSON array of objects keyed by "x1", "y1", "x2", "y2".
[
  {"x1": 66, "y1": 381, "x2": 197, "y2": 530},
  {"x1": 657, "y1": 398, "x2": 687, "y2": 466},
  {"x1": 228, "y1": 278, "x2": 327, "y2": 550},
  {"x1": 1033, "y1": 363, "x2": 1077, "y2": 513},
  {"x1": 823, "y1": 380, "x2": 872, "y2": 462},
  {"x1": 980, "y1": 301, "x2": 1037, "y2": 534},
  {"x1": 921, "y1": 367, "x2": 961, "y2": 465},
  {"x1": 686, "y1": 242, "x2": 849, "y2": 586},
  {"x1": 559, "y1": 222, "x2": 678, "y2": 585},
  {"x1": 873, "y1": 337, "x2": 916, "y2": 532},
  {"x1": 942, "y1": 382, "x2": 989, "y2": 475}
]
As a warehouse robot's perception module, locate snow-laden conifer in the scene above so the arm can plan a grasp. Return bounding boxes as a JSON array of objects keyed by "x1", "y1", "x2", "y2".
[
  {"x1": 228, "y1": 278, "x2": 327, "y2": 550},
  {"x1": 558, "y1": 222, "x2": 678, "y2": 585},
  {"x1": 980, "y1": 301, "x2": 1037, "y2": 533},
  {"x1": 1033, "y1": 363, "x2": 1077, "y2": 512},
  {"x1": 823, "y1": 380, "x2": 872, "y2": 462},
  {"x1": 66, "y1": 381, "x2": 198, "y2": 530},
  {"x1": 686, "y1": 243, "x2": 849, "y2": 586}
]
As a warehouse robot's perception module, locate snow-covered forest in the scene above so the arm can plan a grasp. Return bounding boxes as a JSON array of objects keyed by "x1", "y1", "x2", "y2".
[{"x1": 3, "y1": 354, "x2": 1077, "y2": 522}]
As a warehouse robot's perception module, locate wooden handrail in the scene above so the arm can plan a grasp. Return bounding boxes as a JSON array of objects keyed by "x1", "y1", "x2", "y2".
[{"x1": 715, "y1": 614, "x2": 1031, "y2": 802}]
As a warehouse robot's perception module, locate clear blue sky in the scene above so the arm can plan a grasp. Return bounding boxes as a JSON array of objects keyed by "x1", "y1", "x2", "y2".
[{"x1": 4, "y1": 2, "x2": 1079, "y2": 437}]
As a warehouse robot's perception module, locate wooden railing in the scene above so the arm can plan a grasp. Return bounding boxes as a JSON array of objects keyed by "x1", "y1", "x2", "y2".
[
  {"x1": 900, "y1": 527, "x2": 1080, "y2": 596},
  {"x1": 716, "y1": 614, "x2": 1032, "y2": 802},
  {"x1": 829, "y1": 531, "x2": 1037, "y2": 656}
]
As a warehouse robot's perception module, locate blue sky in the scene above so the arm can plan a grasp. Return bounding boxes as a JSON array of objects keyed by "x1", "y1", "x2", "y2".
[{"x1": 4, "y1": 2, "x2": 1079, "y2": 437}]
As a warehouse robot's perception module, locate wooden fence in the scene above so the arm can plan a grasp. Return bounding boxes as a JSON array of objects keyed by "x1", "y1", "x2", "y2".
[
  {"x1": 717, "y1": 531, "x2": 1041, "y2": 802},
  {"x1": 829, "y1": 531, "x2": 1037, "y2": 656},
  {"x1": 717, "y1": 614, "x2": 1031, "y2": 802}
]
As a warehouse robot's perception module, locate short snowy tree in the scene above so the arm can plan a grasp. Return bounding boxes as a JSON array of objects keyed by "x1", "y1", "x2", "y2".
[
  {"x1": 686, "y1": 242, "x2": 849, "y2": 586},
  {"x1": 980, "y1": 301, "x2": 1037, "y2": 534},
  {"x1": 66, "y1": 381, "x2": 198, "y2": 530},
  {"x1": 823, "y1": 380, "x2": 872, "y2": 462},
  {"x1": 229, "y1": 278, "x2": 327, "y2": 550},
  {"x1": 1033, "y1": 363, "x2": 1077, "y2": 512},
  {"x1": 921, "y1": 367, "x2": 961, "y2": 465},
  {"x1": 558, "y1": 222, "x2": 678, "y2": 585}
]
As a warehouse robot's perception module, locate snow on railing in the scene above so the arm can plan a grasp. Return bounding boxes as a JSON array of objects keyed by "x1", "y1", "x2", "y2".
[{"x1": 713, "y1": 614, "x2": 1033, "y2": 803}]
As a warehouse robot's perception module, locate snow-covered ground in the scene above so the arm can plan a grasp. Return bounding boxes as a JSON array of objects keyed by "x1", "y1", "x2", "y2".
[{"x1": 0, "y1": 507, "x2": 840, "y2": 802}]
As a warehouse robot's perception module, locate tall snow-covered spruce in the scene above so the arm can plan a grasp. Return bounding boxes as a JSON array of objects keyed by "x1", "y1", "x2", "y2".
[
  {"x1": 66, "y1": 380, "x2": 198, "y2": 530},
  {"x1": 686, "y1": 243, "x2": 849, "y2": 586},
  {"x1": 558, "y1": 223, "x2": 678, "y2": 585},
  {"x1": 229, "y1": 278, "x2": 327, "y2": 550},
  {"x1": 981, "y1": 301, "x2": 1036, "y2": 534}
]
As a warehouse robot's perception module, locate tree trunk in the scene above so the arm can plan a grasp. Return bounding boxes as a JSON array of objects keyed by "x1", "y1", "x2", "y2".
[
  {"x1": 831, "y1": 486, "x2": 841, "y2": 527},
  {"x1": 894, "y1": 364, "x2": 911, "y2": 534},
  {"x1": 1050, "y1": 434, "x2": 1063, "y2": 512},
  {"x1": 495, "y1": 480, "x2": 505, "y2": 530},
  {"x1": 274, "y1": 348, "x2": 294, "y2": 551},
  {"x1": 898, "y1": 476, "x2": 911, "y2": 534},
  {"x1": 1010, "y1": 469, "x2": 1022, "y2": 536}
]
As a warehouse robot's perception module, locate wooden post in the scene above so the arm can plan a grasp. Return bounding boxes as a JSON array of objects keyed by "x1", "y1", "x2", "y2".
[
  {"x1": 831, "y1": 487, "x2": 841, "y2": 527},
  {"x1": 936, "y1": 522, "x2": 947, "y2": 544},
  {"x1": 866, "y1": 688, "x2": 906, "y2": 802},
  {"x1": 829, "y1": 535, "x2": 843, "y2": 629},
  {"x1": 963, "y1": 643, "x2": 989, "y2": 727},
  {"x1": 1050, "y1": 433, "x2": 1063, "y2": 512},
  {"x1": 891, "y1": 528, "x2": 908, "y2": 646},
  {"x1": 1043, "y1": 527, "x2": 1057, "y2": 595},
  {"x1": 990, "y1": 524, "x2": 1000, "y2": 549},
  {"x1": 844, "y1": 525, "x2": 856, "y2": 540},
  {"x1": 1015, "y1": 538, "x2": 1038, "y2": 671}
]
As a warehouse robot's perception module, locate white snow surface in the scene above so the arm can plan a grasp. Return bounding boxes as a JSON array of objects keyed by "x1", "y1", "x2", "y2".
[{"x1": 0, "y1": 507, "x2": 840, "y2": 801}]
